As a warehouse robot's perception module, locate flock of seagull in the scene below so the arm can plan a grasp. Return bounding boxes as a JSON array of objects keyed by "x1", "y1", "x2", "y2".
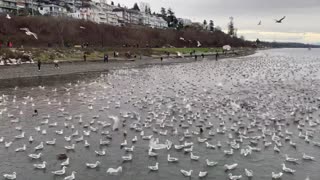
[{"x1": 0, "y1": 49, "x2": 319, "y2": 180}]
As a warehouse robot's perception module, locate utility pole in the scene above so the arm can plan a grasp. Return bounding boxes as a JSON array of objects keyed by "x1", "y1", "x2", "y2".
[{"x1": 31, "y1": 0, "x2": 34, "y2": 16}]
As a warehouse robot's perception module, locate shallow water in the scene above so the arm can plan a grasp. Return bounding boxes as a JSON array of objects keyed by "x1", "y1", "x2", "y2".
[{"x1": 0, "y1": 48, "x2": 320, "y2": 180}]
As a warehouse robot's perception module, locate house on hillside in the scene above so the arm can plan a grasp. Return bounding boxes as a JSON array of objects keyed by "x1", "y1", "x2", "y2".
[
  {"x1": 38, "y1": 4, "x2": 67, "y2": 16},
  {"x1": 112, "y1": 8, "x2": 142, "y2": 25},
  {"x1": 142, "y1": 13, "x2": 168, "y2": 29}
]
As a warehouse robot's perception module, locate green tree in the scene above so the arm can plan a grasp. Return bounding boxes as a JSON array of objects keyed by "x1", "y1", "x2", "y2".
[
  {"x1": 160, "y1": 7, "x2": 167, "y2": 17},
  {"x1": 177, "y1": 21, "x2": 184, "y2": 30},
  {"x1": 228, "y1": 17, "x2": 235, "y2": 37},
  {"x1": 133, "y1": 3, "x2": 140, "y2": 11},
  {"x1": 167, "y1": 8, "x2": 177, "y2": 27},
  {"x1": 209, "y1": 20, "x2": 214, "y2": 32}
]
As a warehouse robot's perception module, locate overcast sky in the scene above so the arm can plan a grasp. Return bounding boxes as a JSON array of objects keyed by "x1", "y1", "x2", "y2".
[{"x1": 114, "y1": 0, "x2": 320, "y2": 44}]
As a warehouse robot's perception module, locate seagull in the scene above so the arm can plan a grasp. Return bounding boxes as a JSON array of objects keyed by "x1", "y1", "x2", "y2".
[
  {"x1": 167, "y1": 154, "x2": 179, "y2": 162},
  {"x1": 107, "y1": 166, "x2": 123, "y2": 175},
  {"x1": 199, "y1": 171, "x2": 208, "y2": 177},
  {"x1": 245, "y1": 168, "x2": 253, "y2": 177},
  {"x1": 33, "y1": 161, "x2": 46, "y2": 169},
  {"x1": 272, "y1": 172, "x2": 283, "y2": 179},
  {"x1": 282, "y1": 163, "x2": 296, "y2": 173},
  {"x1": 15, "y1": 144, "x2": 26, "y2": 152},
  {"x1": 20, "y1": 28, "x2": 38, "y2": 39},
  {"x1": 95, "y1": 149, "x2": 106, "y2": 156},
  {"x1": 6, "y1": 14, "x2": 11, "y2": 19},
  {"x1": 86, "y1": 161, "x2": 101, "y2": 168},
  {"x1": 148, "y1": 162, "x2": 159, "y2": 171},
  {"x1": 179, "y1": 37, "x2": 185, "y2": 41},
  {"x1": 5, "y1": 141, "x2": 12, "y2": 148},
  {"x1": 61, "y1": 157, "x2": 70, "y2": 166},
  {"x1": 180, "y1": 169, "x2": 192, "y2": 177},
  {"x1": 197, "y1": 41, "x2": 201, "y2": 47},
  {"x1": 52, "y1": 166, "x2": 67, "y2": 175},
  {"x1": 46, "y1": 139, "x2": 56, "y2": 145},
  {"x1": 275, "y1": 16, "x2": 286, "y2": 23},
  {"x1": 228, "y1": 173, "x2": 242, "y2": 180},
  {"x1": 302, "y1": 153, "x2": 315, "y2": 160},
  {"x1": 224, "y1": 163, "x2": 238, "y2": 170},
  {"x1": 3, "y1": 172, "x2": 16, "y2": 180},
  {"x1": 28, "y1": 152, "x2": 42, "y2": 159},
  {"x1": 285, "y1": 154, "x2": 299, "y2": 163},
  {"x1": 34, "y1": 142, "x2": 44, "y2": 150},
  {"x1": 122, "y1": 154, "x2": 132, "y2": 161},
  {"x1": 64, "y1": 171, "x2": 76, "y2": 180},
  {"x1": 258, "y1": 20, "x2": 261, "y2": 25},
  {"x1": 206, "y1": 159, "x2": 218, "y2": 166},
  {"x1": 80, "y1": 26, "x2": 86, "y2": 29},
  {"x1": 64, "y1": 144, "x2": 75, "y2": 150},
  {"x1": 190, "y1": 152, "x2": 200, "y2": 160}
]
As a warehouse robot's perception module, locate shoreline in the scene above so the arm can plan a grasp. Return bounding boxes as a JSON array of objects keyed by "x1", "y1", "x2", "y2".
[{"x1": 0, "y1": 49, "x2": 255, "y2": 88}]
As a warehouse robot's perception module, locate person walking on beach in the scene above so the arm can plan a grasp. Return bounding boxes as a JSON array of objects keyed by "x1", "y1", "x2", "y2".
[
  {"x1": 37, "y1": 59, "x2": 41, "y2": 71},
  {"x1": 216, "y1": 51, "x2": 219, "y2": 61},
  {"x1": 104, "y1": 54, "x2": 109, "y2": 63},
  {"x1": 83, "y1": 53, "x2": 87, "y2": 62},
  {"x1": 54, "y1": 60, "x2": 59, "y2": 69}
]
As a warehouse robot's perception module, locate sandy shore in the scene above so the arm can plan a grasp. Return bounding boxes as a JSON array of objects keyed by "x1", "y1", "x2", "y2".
[{"x1": 0, "y1": 50, "x2": 255, "y2": 88}]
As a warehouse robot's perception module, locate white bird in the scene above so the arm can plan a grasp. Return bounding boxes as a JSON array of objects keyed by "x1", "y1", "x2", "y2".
[
  {"x1": 95, "y1": 149, "x2": 106, "y2": 156},
  {"x1": 303, "y1": 153, "x2": 315, "y2": 160},
  {"x1": 148, "y1": 162, "x2": 159, "y2": 171},
  {"x1": 132, "y1": 136, "x2": 138, "y2": 142},
  {"x1": 84, "y1": 140, "x2": 90, "y2": 147},
  {"x1": 206, "y1": 159, "x2": 218, "y2": 166},
  {"x1": 199, "y1": 171, "x2": 208, "y2": 177},
  {"x1": 64, "y1": 171, "x2": 76, "y2": 180},
  {"x1": 190, "y1": 152, "x2": 200, "y2": 160},
  {"x1": 0, "y1": 136, "x2": 4, "y2": 143},
  {"x1": 33, "y1": 161, "x2": 46, "y2": 169},
  {"x1": 5, "y1": 141, "x2": 12, "y2": 148},
  {"x1": 180, "y1": 169, "x2": 192, "y2": 177},
  {"x1": 52, "y1": 166, "x2": 67, "y2": 175},
  {"x1": 65, "y1": 144, "x2": 75, "y2": 150},
  {"x1": 197, "y1": 41, "x2": 201, "y2": 47},
  {"x1": 124, "y1": 146, "x2": 134, "y2": 152},
  {"x1": 272, "y1": 172, "x2": 283, "y2": 179},
  {"x1": 224, "y1": 163, "x2": 238, "y2": 170},
  {"x1": 107, "y1": 166, "x2": 123, "y2": 175},
  {"x1": 86, "y1": 161, "x2": 100, "y2": 168},
  {"x1": 28, "y1": 152, "x2": 42, "y2": 159},
  {"x1": 245, "y1": 168, "x2": 253, "y2": 177},
  {"x1": 148, "y1": 148, "x2": 158, "y2": 157},
  {"x1": 167, "y1": 154, "x2": 179, "y2": 162},
  {"x1": 122, "y1": 154, "x2": 132, "y2": 161},
  {"x1": 80, "y1": 26, "x2": 86, "y2": 29},
  {"x1": 6, "y1": 14, "x2": 11, "y2": 19},
  {"x1": 61, "y1": 157, "x2": 70, "y2": 166},
  {"x1": 34, "y1": 142, "x2": 44, "y2": 150},
  {"x1": 3, "y1": 172, "x2": 16, "y2": 180},
  {"x1": 228, "y1": 173, "x2": 242, "y2": 180},
  {"x1": 29, "y1": 136, "x2": 34, "y2": 143},
  {"x1": 120, "y1": 140, "x2": 127, "y2": 147},
  {"x1": 100, "y1": 139, "x2": 110, "y2": 145},
  {"x1": 14, "y1": 131, "x2": 25, "y2": 139},
  {"x1": 20, "y1": 28, "x2": 38, "y2": 39},
  {"x1": 46, "y1": 139, "x2": 56, "y2": 145},
  {"x1": 282, "y1": 163, "x2": 296, "y2": 173},
  {"x1": 285, "y1": 154, "x2": 298, "y2": 163},
  {"x1": 15, "y1": 144, "x2": 26, "y2": 152}
]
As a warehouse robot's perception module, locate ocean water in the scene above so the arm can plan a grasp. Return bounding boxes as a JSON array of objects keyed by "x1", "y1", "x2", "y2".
[{"x1": 0, "y1": 48, "x2": 320, "y2": 180}]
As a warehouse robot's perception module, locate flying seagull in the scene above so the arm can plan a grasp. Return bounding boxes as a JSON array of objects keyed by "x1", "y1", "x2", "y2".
[
  {"x1": 275, "y1": 16, "x2": 286, "y2": 23},
  {"x1": 197, "y1": 41, "x2": 201, "y2": 47},
  {"x1": 258, "y1": 20, "x2": 261, "y2": 25},
  {"x1": 179, "y1": 37, "x2": 185, "y2": 41},
  {"x1": 20, "y1": 28, "x2": 38, "y2": 40},
  {"x1": 80, "y1": 26, "x2": 86, "y2": 29},
  {"x1": 6, "y1": 14, "x2": 11, "y2": 19}
]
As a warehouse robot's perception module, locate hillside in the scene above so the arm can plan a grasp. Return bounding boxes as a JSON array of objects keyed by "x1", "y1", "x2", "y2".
[{"x1": 0, "y1": 15, "x2": 251, "y2": 48}]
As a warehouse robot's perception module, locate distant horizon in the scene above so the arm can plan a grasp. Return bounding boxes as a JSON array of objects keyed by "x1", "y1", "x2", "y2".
[{"x1": 115, "y1": 0, "x2": 320, "y2": 44}]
